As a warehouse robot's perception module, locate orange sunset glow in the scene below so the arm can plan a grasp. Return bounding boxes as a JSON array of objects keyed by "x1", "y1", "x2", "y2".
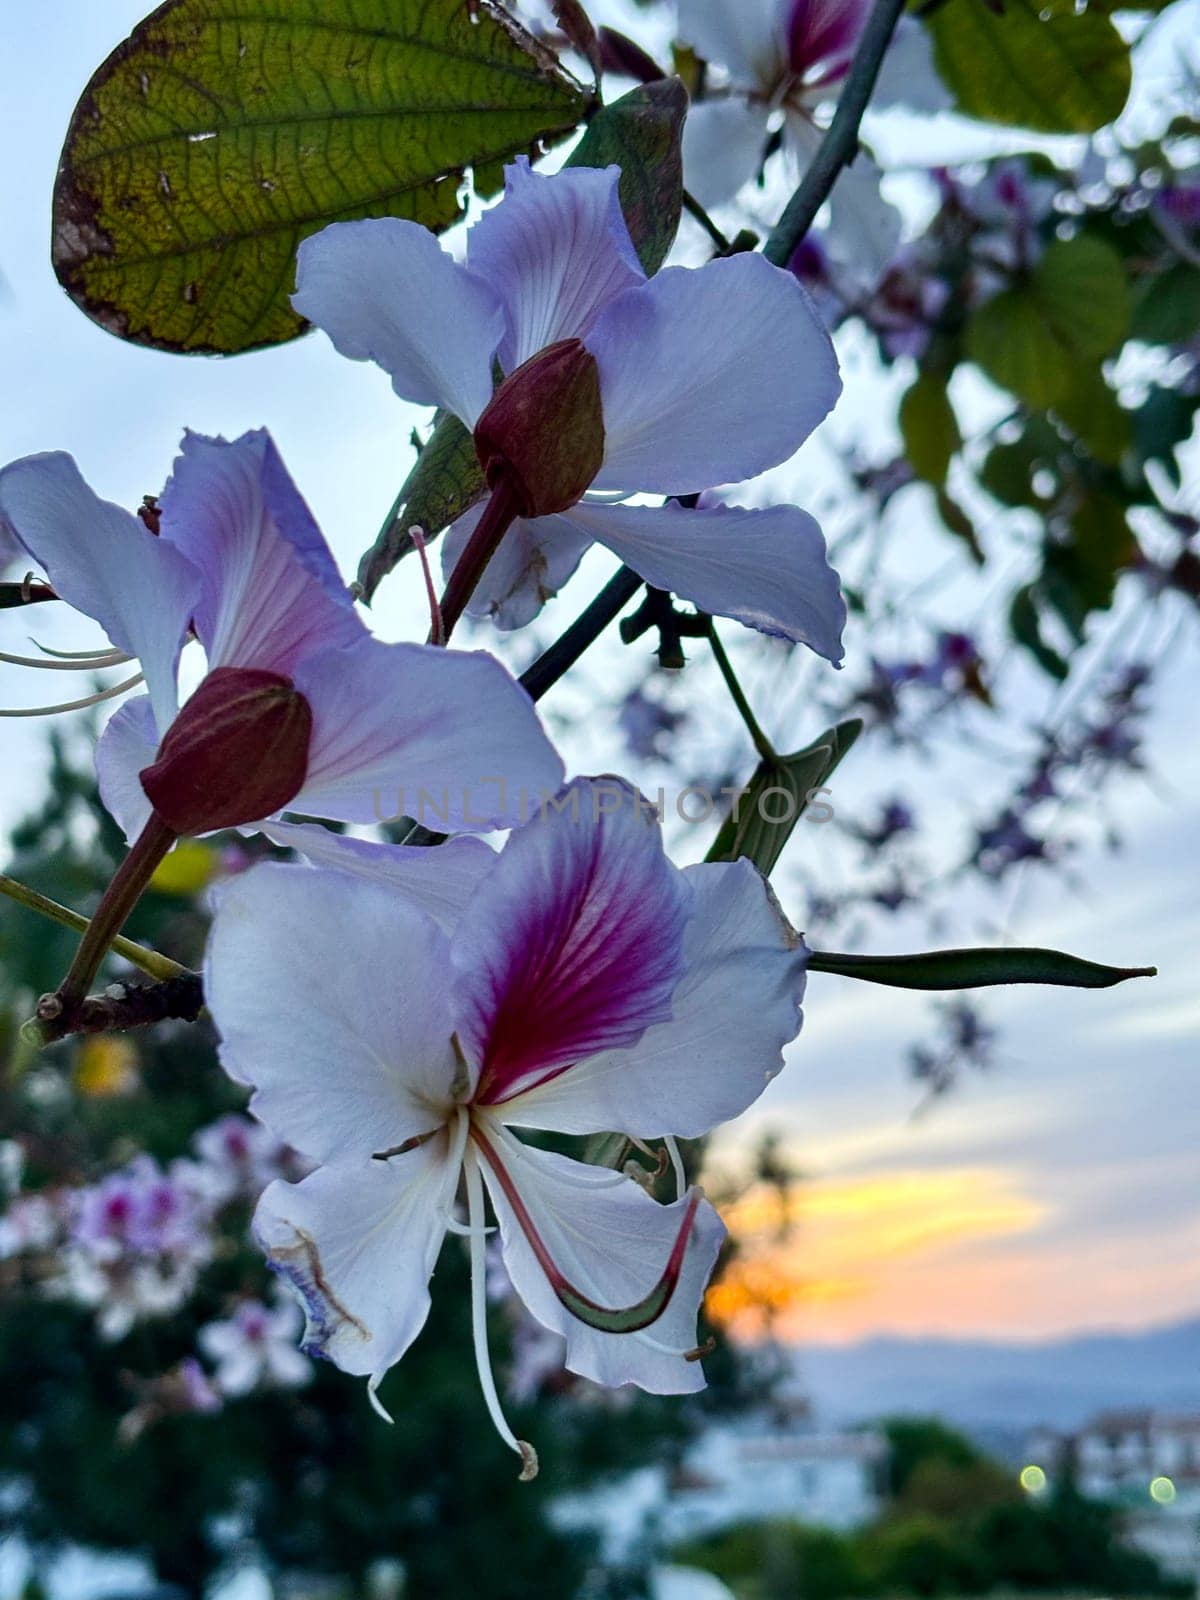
[{"x1": 707, "y1": 1166, "x2": 1050, "y2": 1342}]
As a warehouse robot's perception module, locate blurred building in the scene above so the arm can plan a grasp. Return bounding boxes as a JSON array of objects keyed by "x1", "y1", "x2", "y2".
[
  {"x1": 1026, "y1": 1408, "x2": 1200, "y2": 1582},
  {"x1": 552, "y1": 1401, "x2": 887, "y2": 1563}
]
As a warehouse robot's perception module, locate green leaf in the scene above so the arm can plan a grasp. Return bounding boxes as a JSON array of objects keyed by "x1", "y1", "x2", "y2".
[
  {"x1": 899, "y1": 372, "x2": 961, "y2": 485},
  {"x1": 706, "y1": 720, "x2": 861, "y2": 877},
  {"x1": 565, "y1": 77, "x2": 686, "y2": 274},
  {"x1": 1132, "y1": 385, "x2": 1196, "y2": 488},
  {"x1": 1130, "y1": 260, "x2": 1200, "y2": 346},
  {"x1": 1051, "y1": 366, "x2": 1130, "y2": 467},
  {"x1": 806, "y1": 945, "x2": 1156, "y2": 990},
  {"x1": 1041, "y1": 493, "x2": 1135, "y2": 640},
  {"x1": 927, "y1": 0, "x2": 1131, "y2": 134},
  {"x1": 1033, "y1": 236, "x2": 1130, "y2": 359},
  {"x1": 966, "y1": 237, "x2": 1129, "y2": 408},
  {"x1": 357, "y1": 412, "x2": 484, "y2": 600},
  {"x1": 53, "y1": 0, "x2": 590, "y2": 354},
  {"x1": 934, "y1": 488, "x2": 983, "y2": 564},
  {"x1": 979, "y1": 419, "x2": 1062, "y2": 509},
  {"x1": 966, "y1": 288, "x2": 1071, "y2": 408},
  {"x1": 357, "y1": 77, "x2": 687, "y2": 598}
]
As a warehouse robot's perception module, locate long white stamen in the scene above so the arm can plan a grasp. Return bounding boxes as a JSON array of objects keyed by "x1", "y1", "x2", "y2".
[
  {"x1": 494, "y1": 1121, "x2": 629, "y2": 1187},
  {"x1": 0, "y1": 647, "x2": 132, "y2": 671},
  {"x1": 445, "y1": 1214, "x2": 495, "y2": 1238},
  {"x1": 30, "y1": 639, "x2": 130, "y2": 661},
  {"x1": 0, "y1": 671, "x2": 145, "y2": 718},
  {"x1": 664, "y1": 1136, "x2": 687, "y2": 1202},
  {"x1": 632, "y1": 1327, "x2": 716, "y2": 1361},
  {"x1": 463, "y1": 1134, "x2": 538, "y2": 1481}
]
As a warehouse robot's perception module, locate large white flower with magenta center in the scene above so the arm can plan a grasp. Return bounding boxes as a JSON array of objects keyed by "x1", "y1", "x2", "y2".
[
  {"x1": 0, "y1": 429, "x2": 561, "y2": 842},
  {"x1": 677, "y1": 0, "x2": 948, "y2": 280},
  {"x1": 293, "y1": 158, "x2": 847, "y2": 657},
  {"x1": 205, "y1": 777, "x2": 809, "y2": 1476}
]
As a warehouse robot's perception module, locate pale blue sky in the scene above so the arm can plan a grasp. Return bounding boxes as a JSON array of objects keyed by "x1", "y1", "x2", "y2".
[{"x1": 0, "y1": 0, "x2": 1196, "y2": 1345}]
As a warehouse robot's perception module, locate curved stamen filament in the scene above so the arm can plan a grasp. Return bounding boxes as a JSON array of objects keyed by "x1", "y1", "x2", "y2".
[
  {"x1": 664, "y1": 1136, "x2": 687, "y2": 1203},
  {"x1": 0, "y1": 647, "x2": 132, "y2": 671},
  {"x1": 0, "y1": 671, "x2": 145, "y2": 718},
  {"x1": 463, "y1": 1130, "x2": 539, "y2": 1481},
  {"x1": 472, "y1": 1121, "x2": 702, "y2": 1337}
]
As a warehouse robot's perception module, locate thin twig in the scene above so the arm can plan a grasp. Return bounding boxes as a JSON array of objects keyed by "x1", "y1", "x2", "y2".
[
  {"x1": 763, "y1": 0, "x2": 909, "y2": 268},
  {"x1": 705, "y1": 618, "x2": 778, "y2": 763},
  {"x1": 0, "y1": 873, "x2": 187, "y2": 983}
]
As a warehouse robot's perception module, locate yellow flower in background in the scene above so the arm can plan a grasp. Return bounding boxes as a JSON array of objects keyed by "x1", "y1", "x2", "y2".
[
  {"x1": 75, "y1": 1035, "x2": 139, "y2": 1098},
  {"x1": 150, "y1": 838, "x2": 219, "y2": 898}
]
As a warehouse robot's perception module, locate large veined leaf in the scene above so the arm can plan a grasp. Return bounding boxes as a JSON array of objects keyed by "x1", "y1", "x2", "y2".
[
  {"x1": 53, "y1": 0, "x2": 591, "y2": 354},
  {"x1": 966, "y1": 235, "x2": 1130, "y2": 409},
  {"x1": 356, "y1": 76, "x2": 688, "y2": 598},
  {"x1": 806, "y1": 945, "x2": 1155, "y2": 990},
  {"x1": 928, "y1": 0, "x2": 1131, "y2": 135}
]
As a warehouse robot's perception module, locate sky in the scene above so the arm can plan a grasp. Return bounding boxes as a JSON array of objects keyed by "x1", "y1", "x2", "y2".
[{"x1": 0, "y1": 0, "x2": 1197, "y2": 1355}]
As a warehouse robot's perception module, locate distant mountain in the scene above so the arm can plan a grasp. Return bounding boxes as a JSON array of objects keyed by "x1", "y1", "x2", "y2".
[{"x1": 797, "y1": 1318, "x2": 1200, "y2": 1446}]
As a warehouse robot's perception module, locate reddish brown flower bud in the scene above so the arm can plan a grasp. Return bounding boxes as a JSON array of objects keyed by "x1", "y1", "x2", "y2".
[
  {"x1": 474, "y1": 338, "x2": 605, "y2": 518},
  {"x1": 140, "y1": 667, "x2": 313, "y2": 836}
]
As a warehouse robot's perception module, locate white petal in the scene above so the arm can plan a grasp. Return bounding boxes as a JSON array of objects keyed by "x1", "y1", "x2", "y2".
[
  {"x1": 502, "y1": 858, "x2": 807, "y2": 1139},
  {"x1": 477, "y1": 1134, "x2": 725, "y2": 1393},
  {"x1": 466, "y1": 158, "x2": 645, "y2": 372},
  {"x1": 256, "y1": 820, "x2": 494, "y2": 933},
  {"x1": 291, "y1": 637, "x2": 564, "y2": 831},
  {"x1": 254, "y1": 1137, "x2": 456, "y2": 1384},
  {"x1": 587, "y1": 256, "x2": 841, "y2": 495},
  {"x1": 677, "y1": 0, "x2": 786, "y2": 88},
  {"x1": 680, "y1": 98, "x2": 771, "y2": 211},
  {"x1": 205, "y1": 862, "x2": 459, "y2": 1162},
  {"x1": 824, "y1": 149, "x2": 903, "y2": 288},
  {"x1": 566, "y1": 497, "x2": 845, "y2": 660},
  {"x1": 0, "y1": 453, "x2": 198, "y2": 735},
  {"x1": 293, "y1": 219, "x2": 504, "y2": 426},
  {"x1": 440, "y1": 504, "x2": 592, "y2": 630},
  {"x1": 869, "y1": 17, "x2": 951, "y2": 114},
  {"x1": 95, "y1": 694, "x2": 159, "y2": 844}
]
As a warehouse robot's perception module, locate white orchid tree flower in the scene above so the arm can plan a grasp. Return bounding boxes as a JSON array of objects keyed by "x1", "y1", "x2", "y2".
[
  {"x1": 293, "y1": 158, "x2": 846, "y2": 656},
  {"x1": 677, "y1": 0, "x2": 949, "y2": 284},
  {"x1": 205, "y1": 777, "x2": 810, "y2": 1478}
]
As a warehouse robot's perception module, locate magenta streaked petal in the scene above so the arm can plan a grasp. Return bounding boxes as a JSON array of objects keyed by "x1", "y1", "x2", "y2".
[
  {"x1": 787, "y1": 0, "x2": 871, "y2": 83},
  {"x1": 467, "y1": 158, "x2": 645, "y2": 373},
  {"x1": 158, "y1": 430, "x2": 363, "y2": 678},
  {"x1": 498, "y1": 857, "x2": 808, "y2": 1140},
  {"x1": 475, "y1": 1131, "x2": 726, "y2": 1393},
  {"x1": 452, "y1": 777, "x2": 691, "y2": 1104}
]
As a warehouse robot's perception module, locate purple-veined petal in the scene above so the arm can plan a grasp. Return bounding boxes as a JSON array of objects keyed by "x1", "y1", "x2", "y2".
[
  {"x1": 680, "y1": 98, "x2": 772, "y2": 211},
  {"x1": 466, "y1": 158, "x2": 645, "y2": 373},
  {"x1": 257, "y1": 820, "x2": 494, "y2": 934},
  {"x1": 677, "y1": 0, "x2": 786, "y2": 88},
  {"x1": 500, "y1": 857, "x2": 807, "y2": 1139},
  {"x1": 254, "y1": 1136, "x2": 457, "y2": 1386},
  {"x1": 474, "y1": 1131, "x2": 725, "y2": 1393},
  {"x1": 289, "y1": 636, "x2": 564, "y2": 831},
  {"x1": 441, "y1": 503, "x2": 592, "y2": 630},
  {"x1": 452, "y1": 777, "x2": 690, "y2": 1105},
  {"x1": 0, "y1": 452, "x2": 199, "y2": 736},
  {"x1": 787, "y1": 0, "x2": 871, "y2": 84},
  {"x1": 293, "y1": 219, "x2": 504, "y2": 427},
  {"x1": 587, "y1": 256, "x2": 841, "y2": 495},
  {"x1": 95, "y1": 693, "x2": 159, "y2": 843},
  {"x1": 205, "y1": 862, "x2": 460, "y2": 1161},
  {"x1": 159, "y1": 430, "x2": 363, "y2": 678},
  {"x1": 566, "y1": 497, "x2": 846, "y2": 660}
]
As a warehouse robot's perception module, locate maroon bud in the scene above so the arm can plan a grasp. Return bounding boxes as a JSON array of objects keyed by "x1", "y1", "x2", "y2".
[
  {"x1": 141, "y1": 667, "x2": 312, "y2": 835},
  {"x1": 474, "y1": 338, "x2": 606, "y2": 519}
]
